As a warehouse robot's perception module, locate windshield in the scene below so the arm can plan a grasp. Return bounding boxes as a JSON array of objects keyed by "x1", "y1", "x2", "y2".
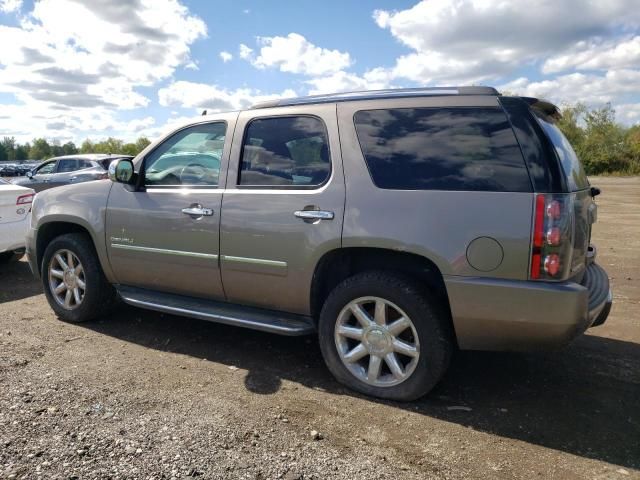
[{"x1": 536, "y1": 114, "x2": 589, "y2": 191}]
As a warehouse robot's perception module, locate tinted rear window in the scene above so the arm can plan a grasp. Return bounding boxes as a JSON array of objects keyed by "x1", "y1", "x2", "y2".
[
  {"x1": 535, "y1": 114, "x2": 589, "y2": 191},
  {"x1": 354, "y1": 107, "x2": 531, "y2": 192}
]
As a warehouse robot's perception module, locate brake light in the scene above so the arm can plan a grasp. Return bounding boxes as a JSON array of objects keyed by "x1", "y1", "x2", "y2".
[
  {"x1": 530, "y1": 194, "x2": 573, "y2": 280},
  {"x1": 16, "y1": 193, "x2": 34, "y2": 205}
]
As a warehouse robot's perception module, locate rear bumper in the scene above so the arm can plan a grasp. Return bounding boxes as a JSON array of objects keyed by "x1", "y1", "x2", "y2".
[{"x1": 445, "y1": 262, "x2": 612, "y2": 351}]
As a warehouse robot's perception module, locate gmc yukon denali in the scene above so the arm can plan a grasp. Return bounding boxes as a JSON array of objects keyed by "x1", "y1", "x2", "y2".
[{"x1": 26, "y1": 87, "x2": 612, "y2": 401}]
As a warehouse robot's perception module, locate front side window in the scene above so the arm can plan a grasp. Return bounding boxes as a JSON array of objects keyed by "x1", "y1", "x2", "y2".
[
  {"x1": 35, "y1": 161, "x2": 56, "y2": 175},
  {"x1": 144, "y1": 122, "x2": 226, "y2": 187},
  {"x1": 239, "y1": 116, "x2": 330, "y2": 187},
  {"x1": 57, "y1": 159, "x2": 79, "y2": 173},
  {"x1": 354, "y1": 107, "x2": 531, "y2": 192}
]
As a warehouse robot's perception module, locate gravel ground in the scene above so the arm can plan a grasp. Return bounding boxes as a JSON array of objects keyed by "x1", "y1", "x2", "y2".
[{"x1": 1, "y1": 176, "x2": 639, "y2": 480}]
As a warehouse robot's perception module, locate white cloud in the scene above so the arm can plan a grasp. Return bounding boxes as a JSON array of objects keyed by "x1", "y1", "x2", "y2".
[
  {"x1": 0, "y1": 0, "x2": 206, "y2": 141},
  {"x1": 239, "y1": 43, "x2": 253, "y2": 60},
  {"x1": 615, "y1": 103, "x2": 640, "y2": 125},
  {"x1": 0, "y1": 0, "x2": 22, "y2": 13},
  {"x1": 542, "y1": 36, "x2": 640, "y2": 74},
  {"x1": 373, "y1": 0, "x2": 640, "y2": 84},
  {"x1": 219, "y1": 51, "x2": 233, "y2": 63},
  {"x1": 499, "y1": 70, "x2": 640, "y2": 105},
  {"x1": 242, "y1": 33, "x2": 351, "y2": 76},
  {"x1": 306, "y1": 70, "x2": 393, "y2": 95},
  {"x1": 158, "y1": 80, "x2": 297, "y2": 111}
]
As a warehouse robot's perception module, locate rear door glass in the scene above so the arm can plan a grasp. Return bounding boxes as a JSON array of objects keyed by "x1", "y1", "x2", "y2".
[
  {"x1": 535, "y1": 115, "x2": 589, "y2": 191},
  {"x1": 354, "y1": 107, "x2": 531, "y2": 192}
]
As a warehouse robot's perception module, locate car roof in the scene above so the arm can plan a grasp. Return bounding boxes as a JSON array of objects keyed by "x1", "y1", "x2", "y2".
[{"x1": 250, "y1": 86, "x2": 499, "y2": 109}]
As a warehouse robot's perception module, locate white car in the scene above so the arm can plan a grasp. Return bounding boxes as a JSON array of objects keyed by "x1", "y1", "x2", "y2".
[{"x1": 0, "y1": 178, "x2": 35, "y2": 262}]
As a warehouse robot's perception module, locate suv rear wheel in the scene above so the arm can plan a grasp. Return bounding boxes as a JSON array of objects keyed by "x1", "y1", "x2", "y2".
[
  {"x1": 42, "y1": 233, "x2": 116, "y2": 323},
  {"x1": 318, "y1": 271, "x2": 452, "y2": 401}
]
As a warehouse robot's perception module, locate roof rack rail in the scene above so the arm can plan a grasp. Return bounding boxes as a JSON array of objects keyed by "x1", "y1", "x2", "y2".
[{"x1": 250, "y1": 86, "x2": 499, "y2": 109}]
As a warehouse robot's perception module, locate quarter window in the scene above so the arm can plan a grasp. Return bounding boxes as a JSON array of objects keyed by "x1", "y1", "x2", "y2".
[
  {"x1": 354, "y1": 107, "x2": 531, "y2": 192},
  {"x1": 144, "y1": 122, "x2": 226, "y2": 187},
  {"x1": 239, "y1": 116, "x2": 330, "y2": 187}
]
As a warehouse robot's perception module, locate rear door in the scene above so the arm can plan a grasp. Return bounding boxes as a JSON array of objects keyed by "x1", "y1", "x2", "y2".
[
  {"x1": 50, "y1": 158, "x2": 79, "y2": 188},
  {"x1": 219, "y1": 104, "x2": 345, "y2": 315}
]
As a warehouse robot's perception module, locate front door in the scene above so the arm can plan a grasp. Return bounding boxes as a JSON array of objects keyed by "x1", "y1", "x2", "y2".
[
  {"x1": 105, "y1": 116, "x2": 235, "y2": 299},
  {"x1": 28, "y1": 159, "x2": 56, "y2": 192},
  {"x1": 220, "y1": 104, "x2": 345, "y2": 315}
]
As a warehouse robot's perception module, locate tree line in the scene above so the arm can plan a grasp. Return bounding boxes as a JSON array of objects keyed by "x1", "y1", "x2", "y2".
[
  {"x1": 557, "y1": 103, "x2": 640, "y2": 175},
  {"x1": 0, "y1": 136, "x2": 151, "y2": 162}
]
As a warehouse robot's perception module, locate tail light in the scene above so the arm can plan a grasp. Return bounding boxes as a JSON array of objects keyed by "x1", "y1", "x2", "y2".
[
  {"x1": 16, "y1": 193, "x2": 35, "y2": 205},
  {"x1": 530, "y1": 193, "x2": 573, "y2": 280}
]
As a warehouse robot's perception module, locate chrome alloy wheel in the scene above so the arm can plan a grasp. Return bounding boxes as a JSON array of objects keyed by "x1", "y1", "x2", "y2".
[
  {"x1": 334, "y1": 296, "x2": 420, "y2": 387},
  {"x1": 48, "y1": 249, "x2": 86, "y2": 310}
]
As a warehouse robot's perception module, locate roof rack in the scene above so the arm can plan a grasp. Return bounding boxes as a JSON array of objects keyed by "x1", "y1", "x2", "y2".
[{"x1": 250, "y1": 86, "x2": 499, "y2": 109}]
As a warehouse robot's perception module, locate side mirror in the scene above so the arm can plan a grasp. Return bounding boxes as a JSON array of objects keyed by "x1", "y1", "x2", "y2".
[
  {"x1": 27, "y1": 170, "x2": 33, "y2": 178},
  {"x1": 108, "y1": 158, "x2": 135, "y2": 184}
]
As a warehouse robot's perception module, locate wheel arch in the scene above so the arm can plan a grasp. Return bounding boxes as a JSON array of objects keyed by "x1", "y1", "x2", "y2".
[
  {"x1": 35, "y1": 220, "x2": 112, "y2": 281},
  {"x1": 310, "y1": 247, "x2": 454, "y2": 341}
]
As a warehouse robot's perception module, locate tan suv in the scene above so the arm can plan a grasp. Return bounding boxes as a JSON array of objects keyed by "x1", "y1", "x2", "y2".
[{"x1": 26, "y1": 87, "x2": 612, "y2": 401}]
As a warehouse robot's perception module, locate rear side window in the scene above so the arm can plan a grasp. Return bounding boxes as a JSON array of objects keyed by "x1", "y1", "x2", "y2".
[
  {"x1": 535, "y1": 114, "x2": 589, "y2": 191},
  {"x1": 354, "y1": 107, "x2": 531, "y2": 192},
  {"x1": 239, "y1": 116, "x2": 330, "y2": 187}
]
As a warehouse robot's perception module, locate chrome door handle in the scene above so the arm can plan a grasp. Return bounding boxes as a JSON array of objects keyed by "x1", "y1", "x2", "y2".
[
  {"x1": 182, "y1": 205, "x2": 214, "y2": 217},
  {"x1": 294, "y1": 210, "x2": 334, "y2": 220}
]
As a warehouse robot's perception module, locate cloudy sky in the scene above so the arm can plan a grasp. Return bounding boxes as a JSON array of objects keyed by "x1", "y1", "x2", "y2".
[{"x1": 1, "y1": 0, "x2": 639, "y2": 144}]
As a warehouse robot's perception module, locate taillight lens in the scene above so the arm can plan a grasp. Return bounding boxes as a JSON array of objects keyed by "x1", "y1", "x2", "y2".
[
  {"x1": 530, "y1": 194, "x2": 574, "y2": 280},
  {"x1": 16, "y1": 193, "x2": 34, "y2": 205}
]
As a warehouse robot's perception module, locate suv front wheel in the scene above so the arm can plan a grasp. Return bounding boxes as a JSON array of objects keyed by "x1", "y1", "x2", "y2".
[
  {"x1": 318, "y1": 271, "x2": 452, "y2": 401},
  {"x1": 42, "y1": 233, "x2": 116, "y2": 323}
]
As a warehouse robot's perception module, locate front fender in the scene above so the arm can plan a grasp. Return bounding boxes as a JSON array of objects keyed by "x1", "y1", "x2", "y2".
[{"x1": 31, "y1": 180, "x2": 116, "y2": 282}]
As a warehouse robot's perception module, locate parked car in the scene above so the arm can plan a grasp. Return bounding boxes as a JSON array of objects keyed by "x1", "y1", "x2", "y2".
[
  {"x1": 25, "y1": 87, "x2": 612, "y2": 401},
  {"x1": 11, "y1": 154, "x2": 133, "y2": 192},
  {"x1": 0, "y1": 178, "x2": 35, "y2": 262},
  {"x1": 0, "y1": 164, "x2": 19, "y2": 177}
]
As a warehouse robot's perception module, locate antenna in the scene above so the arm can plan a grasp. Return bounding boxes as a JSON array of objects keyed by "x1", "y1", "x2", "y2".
[{"x1": 201, "y1": 110, "x2": 207, "y2": 116}]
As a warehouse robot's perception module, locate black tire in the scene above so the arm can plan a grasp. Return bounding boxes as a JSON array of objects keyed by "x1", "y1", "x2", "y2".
[
  {"x1": 318, "y1": 271, "x2": 452, "y2": 401},
  {"x1": 0, "y1": 251, "x2": 15, "y2": 264},
  {"x1": 41, "y1": 233, "x2": 116, "y2": 323}
]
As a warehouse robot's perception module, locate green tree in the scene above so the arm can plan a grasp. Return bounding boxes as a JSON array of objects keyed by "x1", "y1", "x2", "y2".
[
  {"x1": 62, "y1": 141, "x2": 78, "y2": 155},
  {"x1": 15, "y1": 144, "x2": 30, "y2": 160},
  {"x1": 80, "y1": 139, "x2": 95, "y2": 153},
  {"x1": 135, "y1": 136, "x2": 151, "y2": 152},
  {"x1": 29, "y1": 138, "x2": 52, "y2": 160},
  {"x1": 93, "y1": 137, "x2": 124, "y2": 154},
  {"x1": 0, "y1": 143, "x2": 7, "y2": 162},
  {"x1": 1, "y1": 137, "x2": 16, "y2": 161},
  {"x1": 122, "y1": 143, "x2": 138, "y2": 156}
]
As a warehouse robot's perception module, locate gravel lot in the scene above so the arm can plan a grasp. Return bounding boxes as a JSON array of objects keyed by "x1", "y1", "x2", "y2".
[{"x1": 1, "y1": 177, "x2": 639, "y2": 480}]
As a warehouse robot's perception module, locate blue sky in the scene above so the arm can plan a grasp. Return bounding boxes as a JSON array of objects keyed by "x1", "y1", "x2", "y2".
[{"x1": 0, "y1": 0, "x2": 639, "y2": 144}]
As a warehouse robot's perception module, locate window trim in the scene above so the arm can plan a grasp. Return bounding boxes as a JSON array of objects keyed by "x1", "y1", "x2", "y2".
[
  {"x1": 236, "y1": 114, "x2": 332, "y2": 190},
  {"x1": 141, "y1": 120, "x2": 228, "y2": 190},
  {"x1": 352, "y1": 105, "x2": 533, "y2": 193}
]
